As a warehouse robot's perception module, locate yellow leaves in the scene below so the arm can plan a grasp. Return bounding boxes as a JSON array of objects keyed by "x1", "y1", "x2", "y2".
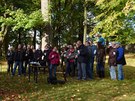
[
  {"x1": 122, "y1": 0, "x2": 135, "y2": 15},
  {"x1": 96, "y1": 0, "x2": 106, "y2": 6}
]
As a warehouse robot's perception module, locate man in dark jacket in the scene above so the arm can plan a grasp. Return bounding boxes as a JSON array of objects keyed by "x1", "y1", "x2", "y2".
[
  {"x1": 43, "y1": 44, "x2": 52, "y2": 67},
  {"x1": 35, "y1": 45, "x2": 43, "y2": 62},
  {"x1": 76, "y1": 40, "x2": 89, "y2": 80},
  {"x1": 6, "y1": 46, "x2": 14, "y2": 74},
  {"x1": 23, "y1": 45, "x2": 33, "y2": 75},
  {"x1": 85, "y1": 41, "x2": 93, "y2": 79},
  {"x1": 12, "y1": 44, "x2": 23, "y2": 76},
  {"x1": 116, "y1": 42, "x2": 126, "y2": 80}
]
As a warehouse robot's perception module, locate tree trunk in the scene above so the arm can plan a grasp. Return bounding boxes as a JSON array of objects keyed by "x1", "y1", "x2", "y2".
[
  {"x1": 33, "y1": 29, "x2": 36, "y2": 49},
  {"x1": 0, "y1": 25, "x2": 8, "y2": 56},
  {"x1": 18, "y1": 31, "x2": 21, "y2": 44},
  {"x1": 41, "y1": 0, "x2": 52, "y2": 49}
]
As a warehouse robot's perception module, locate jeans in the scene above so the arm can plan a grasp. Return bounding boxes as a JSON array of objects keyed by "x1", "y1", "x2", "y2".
[
  {"x1": 12, "y1": 61, "x2": 22, "y2": 76},
  {"x1": 65, "y1": 61, "x2": 71, "y2": 76},
  {"x1": 117, "y1": 64, "x2": 124, "y2": 80},
  {"x1": 110, "y1": 66, "x2": 116, "y2": 80},
  {"x1": 96, "y1": 62, "x2": 105, "y2": 78},
  {"x1": 49, "y1": 64, "x2": 57, "y2": 78},
  {"x1": 77, "y1": 62, "x2": 86, "y2": 80},
  {"x1": 86, "y1": 62, "x2": 93, "y2": 79}
]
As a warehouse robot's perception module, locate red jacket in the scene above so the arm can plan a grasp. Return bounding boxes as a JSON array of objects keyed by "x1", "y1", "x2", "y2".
[{"x1": 49, "y1": 51, "x2": 60, "y2": 65}]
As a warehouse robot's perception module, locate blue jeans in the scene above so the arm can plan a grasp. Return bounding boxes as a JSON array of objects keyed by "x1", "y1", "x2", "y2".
[
  {"x1": 110, "y1": 66, "x2": 116, "y2": 80},
  {"x1": 49, "y1": 64, "x2": 57, "y2": 78},
  {"x1": 77, "y1": 62, "x2": 86, "y2": 80},
  {"x1": 12, "y1": 61, "x2": 22, "y2": 76},
  {"x1": 86, "y1": 62, "x2": 93, "y2": 79},
  {"x1": 117, "y1": 64, "x2": 124, "y2": 80}
]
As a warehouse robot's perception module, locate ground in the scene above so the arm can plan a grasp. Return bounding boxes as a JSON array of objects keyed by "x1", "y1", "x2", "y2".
[{"x1": 0, "y1": 54, "x2": 135, "y2": 101}]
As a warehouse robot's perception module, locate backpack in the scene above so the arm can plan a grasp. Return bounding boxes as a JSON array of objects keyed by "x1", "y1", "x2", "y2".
[
  {"x1": 47, "y1": 76, "x2": 57, "y2": 84},
  {"x1": 47, "y1": 76, "x2": 66, "y2": 84}
]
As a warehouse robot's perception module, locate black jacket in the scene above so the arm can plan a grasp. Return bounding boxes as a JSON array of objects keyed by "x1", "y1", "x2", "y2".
[
  {"x1": 6, "y1": 50, "x2": 14, "y2": 62},
  {"x1": 77, "y1": 44, "x2": 89, "y2": 63},
  {"x1": 14, "y1": 50, "x2": 23, "y2": 61},
  {"x1": 24, "y1": 49, "x2": 33, "y2": 61}
]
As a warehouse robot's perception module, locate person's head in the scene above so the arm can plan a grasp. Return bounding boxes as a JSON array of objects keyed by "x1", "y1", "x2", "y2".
[
  {"x1": 27, "y1": 45, "x2": 31, "y2": 50},
  {"x1": 9, "y1": 46, "x2": 13, "y2": 51},
  {"x1": 97, "y1": 42, "x2": 103, "y2": 49},
  {"x1": 108, "y1": 42, "x2": 115, "y2": 48},
  {"x1": 52, "y1": 47, "x2": 57, "y2": 52},
  {"x1": 23, "y1": 45, "x2": 26, "y2": 50},
  {"x1": 115, "y1": 42, "x2": 121, "y2": 48},
  {"x1": 37, "y1": 45, "x2": 41, "y2": 50},
  {"x1": 85, "y1": 41, "x2": 90, "y2": 46},
  {"x1": 77, "y1": 40, "x2": 82, "y2": 47},
  {"x1": 88, "y1": 40, "x2": 93, "y2": 45},
  {"x1": 44, "y1": 44, "x2": 49, "y2": 50},
  {"x1": 18, "y1": 44, "x2": 22, "y2": 50},
  {"x1": 69, "y1": 45, "x2": 73, "y2": 49},
  {"x1": 111, "y1": 42, "x2": 116, "y2": 48},
  {"x1": 95, "y1": 32, "x2": 101, "y2": 38},
  {"x1": 31, "y1": 45, "x2": 34, "y2": 50}
]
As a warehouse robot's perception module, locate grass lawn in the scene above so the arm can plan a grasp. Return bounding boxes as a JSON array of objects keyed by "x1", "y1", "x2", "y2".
[{"x1": 0, "y1": 54, "x2": 135, "y2": 101}]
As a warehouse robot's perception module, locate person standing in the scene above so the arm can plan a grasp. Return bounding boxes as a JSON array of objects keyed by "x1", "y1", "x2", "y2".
[
  {"x1": 35, "y1": 45, "x2": 43, "y2": 62},
  {"x1": 108, "y1": 42, "x2": 117, "y2": 80},
  {"x1": 6, "y1": 46, "x2": 14, "y2": 74},
  {"x1": 85, "y1": 41, "x2": 93, "y2": 80},
  {"x1": 23, "y1": 45, "x2": 33, "y2": 75},
  {"x1": 76, "y1": 40, "x2": 89, "y2": 80},
  {"x1": 43, "y1": 44, "x2": 52, "y2": 67},
  {"x1": 65, "y1": 45, "x2": 76, "y2": 77},
  {"x1": 96, "y1": 42, "x2": 106, "y2": 78},
  {"x1": 115, "y1": 42, "x2": 126, "y2": 80},
  {"x1": 49, "y1": 47, "x2": 60, "y2": 78},
  {"x1": 89, "y1": 40, "x2": 97, "y2": 77},
  {"x1": 12, "y1": 44, "x2": 23, "y2": 76}
]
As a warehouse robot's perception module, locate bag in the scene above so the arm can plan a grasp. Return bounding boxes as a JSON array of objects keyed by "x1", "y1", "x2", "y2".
[
  {"x1": 47, "y1": 76, "x2": 57, "y2": 84},
  {"x1": 47, "y1": 76, "x2": 65, "y2": 84}
]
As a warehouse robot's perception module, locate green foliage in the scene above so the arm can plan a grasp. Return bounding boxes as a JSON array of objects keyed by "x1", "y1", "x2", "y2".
[
  {"x1": 26, "y1": 10, "x2": 47, "y2": 29},
  {"x1": 50, "y1": 0, "x2": 84, "y2": 45},
  {"x1": 91, "y1": 0, "x2": 135, "y2": 44}
]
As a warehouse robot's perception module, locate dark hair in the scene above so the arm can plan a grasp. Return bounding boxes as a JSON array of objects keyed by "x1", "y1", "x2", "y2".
[{"x1": 97, "y1": 42, "x2": 104, "y2": 49}]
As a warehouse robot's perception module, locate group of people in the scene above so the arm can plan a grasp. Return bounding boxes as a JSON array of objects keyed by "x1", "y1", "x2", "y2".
[{"x1": 6, "y1": 34, "x2": 126, "y2": 81}]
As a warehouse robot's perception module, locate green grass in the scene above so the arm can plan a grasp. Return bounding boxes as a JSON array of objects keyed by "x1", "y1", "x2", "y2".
[{"x1": 0, "y1": 54, "x2": 135, "y2": 101}]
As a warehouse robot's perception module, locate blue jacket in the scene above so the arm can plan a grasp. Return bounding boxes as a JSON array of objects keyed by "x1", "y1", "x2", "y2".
[{"x1": 116, "y1": 47, "x2": 126, "y2": 65}]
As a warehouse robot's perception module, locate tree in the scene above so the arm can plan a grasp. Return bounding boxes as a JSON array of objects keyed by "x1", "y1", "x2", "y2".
[{"x1": 90, "y1": 0, "x2": 135, "y2": 44}]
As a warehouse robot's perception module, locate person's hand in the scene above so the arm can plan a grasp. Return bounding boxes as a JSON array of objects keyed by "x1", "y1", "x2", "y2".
[
  {"x1": 52, "y1": 55, "x2": 54, "y2": 58},
  {"x1": 75, "y1": 55, "x2": 78, "y2": 58},
  {"x1": 78, "y1": 50, "x2": 80, "y2": 54}
]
